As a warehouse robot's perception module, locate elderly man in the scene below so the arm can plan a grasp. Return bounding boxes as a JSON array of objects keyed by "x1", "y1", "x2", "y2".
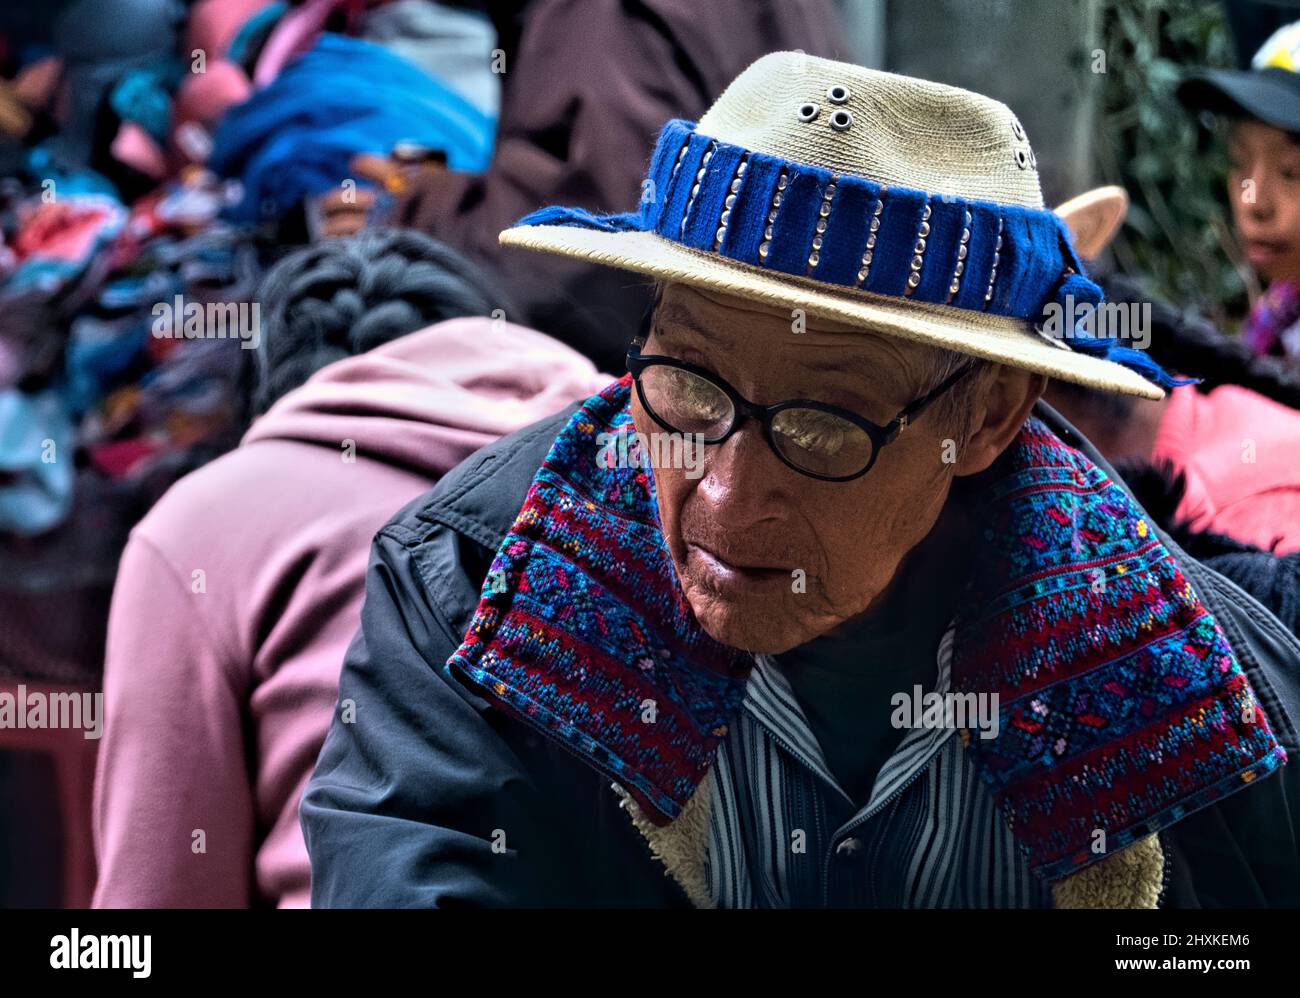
[{"x1": 303, "y1": 54, "x2": 1300, "y2": 907}]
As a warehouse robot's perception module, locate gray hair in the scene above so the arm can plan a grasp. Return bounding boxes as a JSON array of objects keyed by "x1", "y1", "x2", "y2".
[{"x1": 911, "y1": 344, "x2": 996, "y2": 440}]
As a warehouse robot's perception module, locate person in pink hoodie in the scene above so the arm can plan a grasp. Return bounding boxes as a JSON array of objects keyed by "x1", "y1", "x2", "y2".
[
  {"x1": 1046, "y1": 323, "x2": 1300, "y2": 556},
  {"x1": 1152, "y1": 382, "x2": 1300, "y2": 554},
  {"x1": 1046, "y1": 191, "x2": 1300, "y2": 556},
  {"x1": 92, "y1": 231, "x2": 609, "y2": 907}
]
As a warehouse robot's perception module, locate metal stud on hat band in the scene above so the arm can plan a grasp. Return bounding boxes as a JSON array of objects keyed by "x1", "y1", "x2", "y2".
[
  {"x1": 855, "y1": 189, "x2": 886, "y2": 288},
  {"x1": 904, "y1": 200, "x2": 931, "y2": 296},
  {"x1": 757, "y1": 170, "x2": 787, "y2": 263},
  {"x1": 947, "y1": 208, "x2": 973, "y2": 303},
  {"x1": 806, "y1": 176, "x2": 837, "y2": 273},
  {"x1": 713, "y1": 158, "x2": 748, "y2": 251}
]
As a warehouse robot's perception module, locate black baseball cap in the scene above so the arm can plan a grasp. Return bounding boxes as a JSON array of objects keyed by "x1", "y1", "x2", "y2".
[{"x1": 1179, "y1": 21, "x2": 1300, "y2": 133}]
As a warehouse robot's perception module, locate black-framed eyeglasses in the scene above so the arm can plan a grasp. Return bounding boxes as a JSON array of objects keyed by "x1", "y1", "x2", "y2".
[{"x1": 626, "y1": 339, "x2": 975, "y2": 482}]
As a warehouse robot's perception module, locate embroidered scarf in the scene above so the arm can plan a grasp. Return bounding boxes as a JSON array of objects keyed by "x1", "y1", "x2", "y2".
[
  {"x1": 1242, "y1": 279, "x2": 1300, "y2": 361},
  {"x1": 445, "y1": 376, "x2": 1286, "y2": 880}
]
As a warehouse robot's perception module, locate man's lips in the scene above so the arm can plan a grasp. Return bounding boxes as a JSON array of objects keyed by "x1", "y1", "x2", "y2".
[{"x1": 685, "y1": 541, "x2": 792, "y2": 587}]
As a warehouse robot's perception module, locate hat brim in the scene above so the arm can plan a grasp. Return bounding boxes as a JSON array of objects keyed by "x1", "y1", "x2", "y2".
[
  {"x1": 1178, "y1": 68, "x2": 1300, "y2": 133},
  {"x1": 500, "y1": 224, "x2": 1165, "y2": 400},
  {"x1": 1054, "y1": 185, "x2": 1129, "y2": 260}
]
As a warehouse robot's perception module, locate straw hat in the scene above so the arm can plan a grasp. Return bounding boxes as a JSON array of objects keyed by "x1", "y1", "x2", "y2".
[{"x1": 500, "y1": 52, "x2": 1167, "y2": 400}]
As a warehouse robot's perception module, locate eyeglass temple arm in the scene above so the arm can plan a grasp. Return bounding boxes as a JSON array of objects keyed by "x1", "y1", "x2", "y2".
[{"x1": 892, "y1": 362, "x2": 977, "y2": 432}]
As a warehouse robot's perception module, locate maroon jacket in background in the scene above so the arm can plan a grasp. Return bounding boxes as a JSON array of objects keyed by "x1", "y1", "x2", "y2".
[{"x1": 393, "y1": 0, "x2": 846, "y2": 373}]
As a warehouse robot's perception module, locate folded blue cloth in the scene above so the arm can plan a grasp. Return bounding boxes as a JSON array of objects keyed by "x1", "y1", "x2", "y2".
[
  {"x1": 0, "y1": 387, "x2": 74, "y2": 536},
  {"x1": 210, "y1": 33, "x2": 496, "y2": 224}
]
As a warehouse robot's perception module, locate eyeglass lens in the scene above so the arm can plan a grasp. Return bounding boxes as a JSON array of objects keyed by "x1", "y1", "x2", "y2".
[{"x1": 636, "y1": 363, "x2": 876, "y2": 479}]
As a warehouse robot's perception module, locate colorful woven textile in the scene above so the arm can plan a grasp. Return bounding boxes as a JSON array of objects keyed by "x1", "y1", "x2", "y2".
[
  {"x1": 1241, "y1": 278, "x2": 1300, "y2": 361},
  {"x1": 445, "y1": 376, "x2": 1286, "y2": 879},
  {"x1": 950, "y1": 420, "x2": 1285, "y2": 877}
]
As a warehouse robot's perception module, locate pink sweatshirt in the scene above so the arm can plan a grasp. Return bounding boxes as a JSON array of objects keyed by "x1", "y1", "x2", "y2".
[
  {"x1": 1152, "y1": 384, "x2": 1300, "y2": 554},
  {"x1": 92, "y1": 317, "x2": 609, "y2": 907}
]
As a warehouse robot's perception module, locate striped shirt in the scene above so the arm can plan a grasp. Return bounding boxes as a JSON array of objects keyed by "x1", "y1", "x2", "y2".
[{"x1": 705, "y1": 627, "x2": 1054, "y2": 907}]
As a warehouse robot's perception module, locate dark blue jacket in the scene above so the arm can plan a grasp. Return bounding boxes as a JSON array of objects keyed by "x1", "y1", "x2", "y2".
[{"x1": 301, "y1": 403, "x2": 1300, "y2": 907}]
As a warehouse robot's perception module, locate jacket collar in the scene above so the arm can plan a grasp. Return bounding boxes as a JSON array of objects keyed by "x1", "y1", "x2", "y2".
[{"x1": 446, "y1": 376, "x2": 1286, "y2": 880}]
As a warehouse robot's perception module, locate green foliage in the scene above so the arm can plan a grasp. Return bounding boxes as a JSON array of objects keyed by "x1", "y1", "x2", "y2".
[{"x1": 1096, "y1": 0, "x2": 1247, "y2": 325}]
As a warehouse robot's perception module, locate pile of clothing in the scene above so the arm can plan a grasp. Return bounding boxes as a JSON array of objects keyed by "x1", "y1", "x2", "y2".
[
  {"x1": 0, "y1": 166, "x2": 257, "y2": 681},
  {"x1": 0, "y1": 0, "x2": 499, "y2": 682}
]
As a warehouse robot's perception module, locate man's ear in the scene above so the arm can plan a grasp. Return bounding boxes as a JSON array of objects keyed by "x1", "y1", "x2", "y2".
[{"x1": 954, "y1": 365, "x2": 1046, "y2": 476}]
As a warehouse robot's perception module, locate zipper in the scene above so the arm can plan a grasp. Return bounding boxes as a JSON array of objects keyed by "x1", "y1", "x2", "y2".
[{"x1": 820, "y1": 731, "x2": 951, "y2": 904}]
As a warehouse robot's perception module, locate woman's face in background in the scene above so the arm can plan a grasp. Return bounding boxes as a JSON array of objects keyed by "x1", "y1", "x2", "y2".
[{"x1": 1229, "y1": 119, "x2": 1300, "y2": 284}]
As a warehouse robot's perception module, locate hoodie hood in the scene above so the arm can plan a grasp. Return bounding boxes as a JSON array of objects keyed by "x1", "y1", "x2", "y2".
[{"x1": 242, "y1": 316, "x2": 610, "y2": 476}]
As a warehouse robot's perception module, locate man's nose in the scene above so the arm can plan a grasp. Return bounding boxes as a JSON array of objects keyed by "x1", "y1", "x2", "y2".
[{"x1": 696, "y1": 420, "x2": 786, "y2": 528}]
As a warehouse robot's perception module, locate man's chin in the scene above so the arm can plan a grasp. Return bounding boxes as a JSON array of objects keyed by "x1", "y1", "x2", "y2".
[{"x1": 683, "y1": 586, "x2": 814, "y2": 656}]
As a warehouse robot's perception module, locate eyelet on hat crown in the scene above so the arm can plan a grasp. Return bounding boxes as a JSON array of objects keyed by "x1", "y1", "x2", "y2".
[
  {"x1": 827, "y1": 84, "x2": 851, "y2": 104},
  {"x1": 798, "y1": 102, "x2": 820, "y2": 122},
  {"x1": 829, "y1": 108, "x2": 853, "y2": 132}
]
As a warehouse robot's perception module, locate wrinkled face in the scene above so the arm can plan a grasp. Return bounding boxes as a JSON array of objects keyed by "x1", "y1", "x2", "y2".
[
  {"x1": 1228, "y1": 120, "x2": 1300, "y2": 284},
  {"x1": 632, "y1": 283, "x2": 972, "y2": 655}
]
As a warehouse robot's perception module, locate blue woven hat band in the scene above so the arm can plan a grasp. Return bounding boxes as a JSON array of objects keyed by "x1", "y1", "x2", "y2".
[
  {"x1": 510, "y1": 119, "x2": 1191, "y2": 391},
  {"x1": 516, "y1": 118, "x2": 1090, "y2": 324}
]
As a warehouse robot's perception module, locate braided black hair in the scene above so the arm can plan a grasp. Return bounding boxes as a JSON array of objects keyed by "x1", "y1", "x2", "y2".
[
  {"x1": 1116, "y1": 458, "x2": 1300, "y2": 636},
  {"x1": 1104, "y1": 273, "x2": 1300, "y2": 409},
  {"x1": 249, "y1": 229, "x2": 511, "y2": 415}
]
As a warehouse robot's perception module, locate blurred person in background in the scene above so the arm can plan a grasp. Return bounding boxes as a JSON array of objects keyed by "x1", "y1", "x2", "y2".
[
  {"x1": 339, "y1": 0, "x2": 844, "y2": 374},
  {"x1": 1181, "y1": 19, "x2": 1300, "y2": 365},
  {"x1": 0, "y1": 0, "x2": 570, "y2": 907},
  {"x1": 1048, "y1": 187, "x2": 1300, "y2": 556},
  {"x1": 92, "y1": 229, "x2": 608, "y2": 907},
  {"x1": 1047, "y1": 186, "x2": 1300, "y2": 635}
]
